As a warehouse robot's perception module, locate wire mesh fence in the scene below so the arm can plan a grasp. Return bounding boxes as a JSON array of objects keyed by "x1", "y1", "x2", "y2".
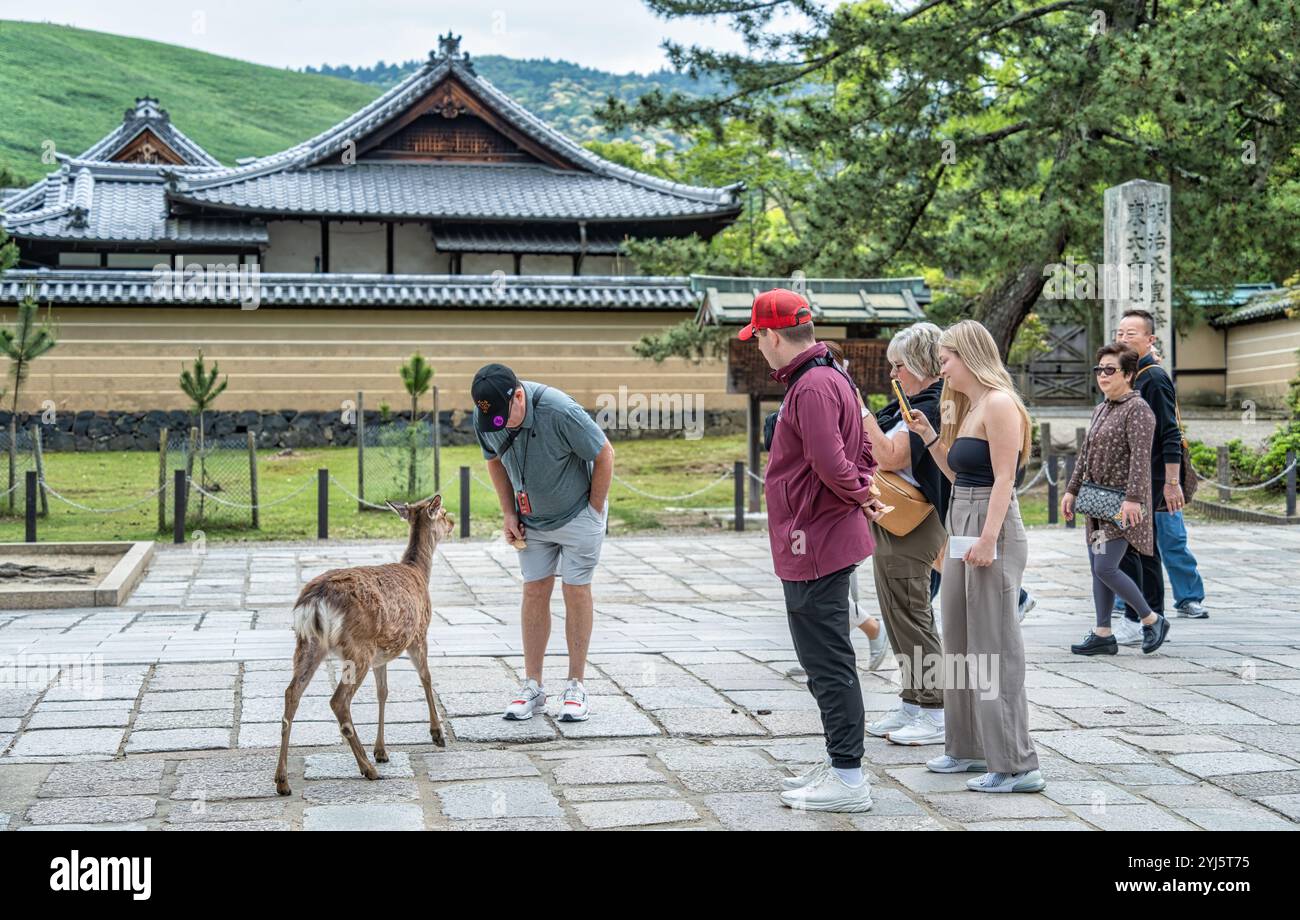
[
  {"x1": 357, "y1": 416, "x2": 439, "y2": 507},
  {"x1": 0, "y1": 425, "x2": 38, "y2": 516},
  {"x1": 163, "y1": 428, "x2": 256, "y2": 528}
]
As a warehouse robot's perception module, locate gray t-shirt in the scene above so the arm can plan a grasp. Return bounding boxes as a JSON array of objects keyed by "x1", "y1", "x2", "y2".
[{"x1": 476, "y1": 381, "x2": 608, "y2": 531}]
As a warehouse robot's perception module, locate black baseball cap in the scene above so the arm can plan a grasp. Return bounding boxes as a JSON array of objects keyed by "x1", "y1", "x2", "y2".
[{"x1": 471, "y1": 363, "x2": 519, "y2": 432}]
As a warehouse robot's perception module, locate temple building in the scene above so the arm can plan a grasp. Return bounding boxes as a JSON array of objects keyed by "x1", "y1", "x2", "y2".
[{"x1": 0, "y1": 34, "x2": 926, "y2": 417}]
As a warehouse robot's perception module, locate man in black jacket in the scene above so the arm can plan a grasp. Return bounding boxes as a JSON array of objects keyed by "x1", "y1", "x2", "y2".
[{"x1": 1112, "y1": 309, "x2": 1207, "y2": 633}]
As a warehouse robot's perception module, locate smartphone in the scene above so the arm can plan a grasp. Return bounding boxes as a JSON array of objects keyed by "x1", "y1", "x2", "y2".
[{"x1": 891, "y1": 378, "x2": 914, "y2": 421}]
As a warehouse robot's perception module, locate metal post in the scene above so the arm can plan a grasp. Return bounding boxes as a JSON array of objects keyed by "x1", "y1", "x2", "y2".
[
  {"x1": 432, "y1": 385, "x2": 441, "y2": 494},
  {"x1": 746, "y1": 394, "x2": 761, "y2": 512},
  {"x1": 1217, "y1": 445, "x2": 1230, "y2": 502},
  {"x1": 356, "y1": 390, "x2": 366, "y2": 512},
  {"x1": 1047, "y1": 455, "x2": 1059, "y2": 525},
  {"x1": 1286, "y1": 450, "x2": 1296, "y2": 518},
  {"x1": 1063, "y1": 456, "x2": 1076, "y2": 528},
  {"x1": 158, "y1": 427, "x2": 169, "y2": 534},
  {"x1": 7, "y1": 417, "x2": 15, "y2": 513},
  {"x1": 31, "y1": 424, "x2": 48, "y2": 516},
  {"x1": 24, "y1": 470, "x2": 36, "y2": 542},
  {"x1": 317, "y1": 468, "x2": 328, "y2": 539},
  {"x1": 173, "y1": 468, "x2": 186, "y2": 544},
  {"x1": 734, "y1": 461, "x2": 745, "y2": 532},
  {"x1": 247, "y1": 430, "x2": 259, "y2": 529},
  {"x1": 459, "y1": 465, "x2": 471, "y2": 539}
]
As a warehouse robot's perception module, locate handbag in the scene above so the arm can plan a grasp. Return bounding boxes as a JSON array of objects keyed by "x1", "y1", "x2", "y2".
[
  {"x1": 1074, "y1": 480, "x2": 1127, "y2": 525},
  {"x1": 874, "y1": 470, "x2": 933, "y2": 537}
]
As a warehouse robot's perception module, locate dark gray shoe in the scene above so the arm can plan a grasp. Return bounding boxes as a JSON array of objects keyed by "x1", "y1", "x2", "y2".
[
  {"x1": 1142, "y1": 615, "x2": 1170, "y2": 654},
  {"x1": 1071, "y1": 631, "x2": 1118, "y2": 656}
]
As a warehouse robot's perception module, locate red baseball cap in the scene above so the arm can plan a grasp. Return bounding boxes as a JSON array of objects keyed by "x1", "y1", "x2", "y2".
[{"x1": 738, "y1": 288, "x2": 813, "y2": 340}]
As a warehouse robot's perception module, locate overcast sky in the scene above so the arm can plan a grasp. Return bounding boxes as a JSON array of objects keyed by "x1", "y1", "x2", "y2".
[{"x1": 0, "y1": 0, "x2": 782, "y2": 74}]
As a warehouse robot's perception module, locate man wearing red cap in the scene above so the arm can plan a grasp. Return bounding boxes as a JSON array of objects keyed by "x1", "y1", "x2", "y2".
[{"x1": 742, "y1": 288, "x2": 883, "y2": 813}]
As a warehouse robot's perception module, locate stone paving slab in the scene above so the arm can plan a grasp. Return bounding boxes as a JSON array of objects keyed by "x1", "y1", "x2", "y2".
[{"x1": 0, "y1": 525, "x2": 1297, "y2": 830}]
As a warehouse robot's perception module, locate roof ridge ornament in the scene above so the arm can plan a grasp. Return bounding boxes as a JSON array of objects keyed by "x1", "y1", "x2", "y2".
[{"x1": 432, "y1": 30, "x2": 475, "y2": 74}]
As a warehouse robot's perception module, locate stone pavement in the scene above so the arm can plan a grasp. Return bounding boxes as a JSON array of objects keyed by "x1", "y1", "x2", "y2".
[{"x1": 1, "y1": 524, "x2": 1298, "y2": 831}]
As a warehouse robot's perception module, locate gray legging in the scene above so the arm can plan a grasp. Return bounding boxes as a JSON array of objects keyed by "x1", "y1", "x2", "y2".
[{"x1": 1090, "y1": 537, "x2": 1153, "y2": 628}]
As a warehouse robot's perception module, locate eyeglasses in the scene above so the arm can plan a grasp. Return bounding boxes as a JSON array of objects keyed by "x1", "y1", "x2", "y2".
[{"x1": 1093, "y1": 365, "x2": 1121, "y2": 377}]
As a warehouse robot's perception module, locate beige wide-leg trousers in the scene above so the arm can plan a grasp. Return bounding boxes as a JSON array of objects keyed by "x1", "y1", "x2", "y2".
[{"x1": 940, "y1": 486, "x2": 1039, "y2": 774}]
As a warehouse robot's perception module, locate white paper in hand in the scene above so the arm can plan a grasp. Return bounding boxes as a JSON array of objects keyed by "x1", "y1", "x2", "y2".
[{"x1": 949, "y1": 536, "x2": 997, "y2": 560}]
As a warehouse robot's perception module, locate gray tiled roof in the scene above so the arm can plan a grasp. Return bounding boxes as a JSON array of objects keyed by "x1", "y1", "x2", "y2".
[
  {"x1": 79, "y1": 97, "x2": 222, "y2": 168},
  {"x1": 172, "y1": 163, "x2": 728, "y2": 221},
  {"x1": 433, "y1": 226, "x2": 625, "y2": 254},
  {"x1": 2, "y1": 162, "x2": 266, "y2": 244},
  {"x1": 1212, "y1": 285, "x2": 1297, "y2": 328},
  {"x1": 693, "y1": 274, "x2": 931, "y2": 327},
  {"x1": 0, "y1": 269, "x2": 699, "y2": 310},
  {"x1": 168, "y1": 48, "x2": 741, "y2": 221}
]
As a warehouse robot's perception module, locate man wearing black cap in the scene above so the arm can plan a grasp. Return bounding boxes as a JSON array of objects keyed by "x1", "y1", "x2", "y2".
[{"x1": 471, "y1": 363, "x2": 614, "y2": 723}]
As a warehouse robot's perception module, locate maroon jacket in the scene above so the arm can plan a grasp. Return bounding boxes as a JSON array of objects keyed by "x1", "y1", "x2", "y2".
[{"x1": 764, "y1": 342, "x2": 877, "y2": 581}]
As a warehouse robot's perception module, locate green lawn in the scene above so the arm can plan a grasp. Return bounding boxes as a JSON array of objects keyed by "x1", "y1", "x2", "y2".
[{"x1": 0, "y1": 435, "x2": 1053, "y2": 544}]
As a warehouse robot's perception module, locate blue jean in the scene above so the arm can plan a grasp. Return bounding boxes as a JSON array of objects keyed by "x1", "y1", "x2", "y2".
[{"x1": 1154, "y1": 510, "x2": 1205, "y2": 605}]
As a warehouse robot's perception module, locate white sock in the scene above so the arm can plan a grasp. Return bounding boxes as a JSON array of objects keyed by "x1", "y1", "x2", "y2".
[
  {"x1": 923, "y1": 708, "x2": 944, "y2": 726},
  {"x1": 833, "y1": 765, "x2": 864, "y2": 787},
  {"x1": 901, "y1": 701, "x2": 921, "y2": 717}
]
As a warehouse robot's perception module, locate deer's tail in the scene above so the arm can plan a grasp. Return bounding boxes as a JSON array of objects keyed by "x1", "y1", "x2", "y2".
[{"x1": 292, "y1": 586, "x2": 344, "y2": 649}]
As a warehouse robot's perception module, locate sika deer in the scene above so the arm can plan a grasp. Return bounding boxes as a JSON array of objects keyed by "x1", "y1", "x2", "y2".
[{"x1": 275, "y1": 495, "x2": 453, "y2": 796}]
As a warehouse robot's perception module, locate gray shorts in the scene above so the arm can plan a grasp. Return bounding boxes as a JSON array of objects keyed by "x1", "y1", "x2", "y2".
[{"x1": 519, "y1": 503, "x2": 607, "y2": 585}]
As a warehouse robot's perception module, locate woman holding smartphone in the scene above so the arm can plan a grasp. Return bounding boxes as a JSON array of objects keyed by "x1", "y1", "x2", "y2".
[
  {"x1": 904, "y1": 320, "x2": 1044, "y2": 794},
  {"x1": 856, "y1": 323, "x2": 951, "y2": 745},
  {"x1": 1062, "y1": 343, "x2": 1169, "y2": 656}
]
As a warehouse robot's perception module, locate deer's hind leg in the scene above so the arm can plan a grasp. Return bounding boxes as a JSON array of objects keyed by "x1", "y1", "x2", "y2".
[
  {"x1": 373, "y1": 662, "x2": 389, "y2": 763},
  {"x1": 408, "y1": 636, "x2": 445, "y2": 747},
  {"x1": 331, "y1": 647, "x2": 377, "y2": 780},
  {"x1": 276, "y1": 636, "x2": 327, "y2": 796}
]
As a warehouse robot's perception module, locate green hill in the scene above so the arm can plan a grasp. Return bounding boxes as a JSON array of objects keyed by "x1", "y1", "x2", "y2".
[
  {"x1": 0, "y1": 20, "x2": 699, "y2": 187},
  {"x1": 0, "y1": 21, "x2": 380, "y2": 184}
]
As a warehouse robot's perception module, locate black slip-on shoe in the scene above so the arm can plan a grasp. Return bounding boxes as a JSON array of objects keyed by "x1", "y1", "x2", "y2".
[
  {"x1": 1142, "y1": 614, "x2": 1171, "y2": 654},
  {"x1": 1071, "y1": 631, "x2": 1118, "y2": 656}
]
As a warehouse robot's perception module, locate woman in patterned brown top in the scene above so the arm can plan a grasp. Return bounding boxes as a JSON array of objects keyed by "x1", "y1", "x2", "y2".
[{"x1": 1062, "y1": 344, "x2": 1171, "y2": 656}]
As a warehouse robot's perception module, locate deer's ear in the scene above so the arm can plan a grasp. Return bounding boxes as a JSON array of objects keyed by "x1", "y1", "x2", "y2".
[{"x1": 386, "y1": 501, "x2": 409, "y2": 520}]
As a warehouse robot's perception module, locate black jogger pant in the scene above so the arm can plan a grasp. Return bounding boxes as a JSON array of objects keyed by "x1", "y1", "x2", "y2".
[{"x1": 782, "y1": 563, "x2": 864, "y2": 769}]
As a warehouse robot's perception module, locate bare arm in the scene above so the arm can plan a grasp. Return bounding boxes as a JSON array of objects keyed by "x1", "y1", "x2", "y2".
[
  {"x1": 862, "y1": 411, "x2": 913, "y2": 472},
  {"x1": 977, "y1": 393, "x2": 1021, "y2": 547},
  {"x1": 589, "y1": 440, "x2": 614, "y2": 510}
]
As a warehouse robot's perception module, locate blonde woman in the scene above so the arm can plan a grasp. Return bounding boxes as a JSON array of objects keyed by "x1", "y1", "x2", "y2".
[{"x1": 904, "y1": 320, "x2": 1044, "y2": 794}]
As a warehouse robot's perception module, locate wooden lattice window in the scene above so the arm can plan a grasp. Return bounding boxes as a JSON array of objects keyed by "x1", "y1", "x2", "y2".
[{"x1": 727, "y1": 338, "x2": 891, "y2": 398}]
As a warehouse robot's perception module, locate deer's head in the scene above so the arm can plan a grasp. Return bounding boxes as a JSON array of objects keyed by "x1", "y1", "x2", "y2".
[{"x1": 387, "y1": 494, "x2": 455, "y2": 541}]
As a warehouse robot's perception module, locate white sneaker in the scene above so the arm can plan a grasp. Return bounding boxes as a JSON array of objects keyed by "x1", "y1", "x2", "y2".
[
  {"x1": 781, "y1": 758, "x2": 831, "y2": 791},
  {"x1": 558, "y1": 678, "x2": 589, "y2": 722},
  {"x1": 866, "y1": 707, "x2": 913, "y2": 738},
  {"x1": 1113, "y1": 617, "x2": 1143, "y2": 646},
  {"x1": 967, "y1": 770, "x2": 1046, "y2": 793},
  {"x1": 886, "y1": 711, "x2": 945, "y2": 746},
  {"x1": 867, "y1": 619, "x2": 890, "y2": 671},
  {"x1": 503, "y1": 678, "x2": 546, "y2": 720},
  {"x1": 779, "y1": 769, "x2": 873, "y2": 813},
  {"x1": 926, "y1": 754, "x2": 988, "y2": 774}
]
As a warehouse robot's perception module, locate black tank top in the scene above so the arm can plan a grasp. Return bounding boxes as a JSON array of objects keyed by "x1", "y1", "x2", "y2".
[{"x1": 949, "y1": 437, "x2": 1025, "y2": 487}]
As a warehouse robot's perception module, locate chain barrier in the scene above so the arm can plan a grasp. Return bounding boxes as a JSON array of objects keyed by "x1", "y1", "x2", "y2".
[{"x1": 38, "y1": 480, "x2": 165, "y2": 514}]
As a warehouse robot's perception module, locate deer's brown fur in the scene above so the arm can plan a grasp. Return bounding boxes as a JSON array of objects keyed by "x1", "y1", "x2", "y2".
[{"x1": 275, "y1": 495, "x2": 453, "y2": 795}]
